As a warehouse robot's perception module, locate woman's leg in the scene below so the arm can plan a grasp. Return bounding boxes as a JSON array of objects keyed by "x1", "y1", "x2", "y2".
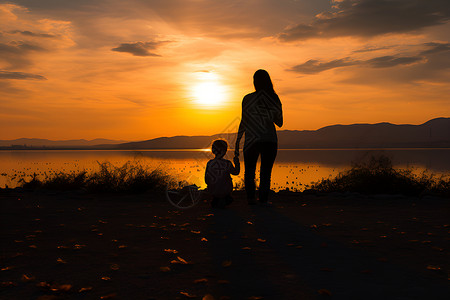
[
  {"x1": 243, "y1": 143, "x2": 260, "y2": 202},
  {"x1": 258, "y1": 142, "x2": 277, "y2": 203}
]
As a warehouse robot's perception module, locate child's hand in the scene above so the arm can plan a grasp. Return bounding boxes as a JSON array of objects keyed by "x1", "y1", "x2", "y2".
[{"x1": 233, "y1": 156, "x2": 239, "y2": 165}]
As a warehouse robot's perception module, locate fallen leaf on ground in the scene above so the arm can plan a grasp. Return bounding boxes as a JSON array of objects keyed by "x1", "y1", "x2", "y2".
[
  {"x1": 427, "y1": 265, "x2": 441, "y2": 270},
  {"x1": 159, "y1": 266, "x2": 171, "y2": 272},
  {"x1": 222, "y1": 260, "x2": 232, "y2": 267},
  {"x1": 194, "y1": 278, "x2": 208, "y2": 284},
  {"x1": 1, "y1": 266, "x2": 14, "y2": 271},
  {"x1": 180, "y1": 291, "x2": 197, "y2": 298},
  {"x1": 201, "y1": 237, "x2": 208, "y2": 242},
  {"x1": 50, "y1": 284, "x2": 72, "y2": 292},
  {"x1": 36, "y1": 282, "x2": 50, "y2": 288},
  {"x1": 79, "y1": 286, "x2": 93, "y2": 292},
  {"x1": 171, "y1": 256, "x2": 189, "y2": 264},
  {"x1": 164, "y1": 249, "x2": 178, "y2": 253},
  {"x1": 101, "y1": 276, "x2": 111, "y2": 281},
  {"x1": 257, "y1": 238, "x2": 266, "y2": 243},
  {"x1": 56, "y1": 258, "x2": 67, "y2": 264},
  {"x1": 318, "y1": 289, "x2": 332, "y2": 296},
  {"x1": 100, "y1": 293, "x2": 117, "y2": 299},
  {"x1": 21, "y1": 274, "x2": 35, "y2": 282}
]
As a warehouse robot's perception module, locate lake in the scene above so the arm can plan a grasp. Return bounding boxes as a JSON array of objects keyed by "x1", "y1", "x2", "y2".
[{"x1": 1, "y1": 148, "x2": 449, "y2": 191}]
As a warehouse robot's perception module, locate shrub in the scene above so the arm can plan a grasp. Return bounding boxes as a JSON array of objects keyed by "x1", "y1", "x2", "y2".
[
  {"x1": 311, "y1": 154, "x2": 450, "y2": 197},
  {"x1": 20, "y1": 161, "x2": 174, "y2": 193}
]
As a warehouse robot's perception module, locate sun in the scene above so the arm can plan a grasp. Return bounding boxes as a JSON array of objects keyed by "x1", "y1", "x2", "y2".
[{"x1": 191, "y1": 72, "x2": 227, "y2": 108}]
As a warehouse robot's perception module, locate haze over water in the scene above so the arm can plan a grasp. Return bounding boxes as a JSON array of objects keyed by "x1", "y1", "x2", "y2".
[{"x1": 2, "y1": 149, "x2": 449, "y2": 191}]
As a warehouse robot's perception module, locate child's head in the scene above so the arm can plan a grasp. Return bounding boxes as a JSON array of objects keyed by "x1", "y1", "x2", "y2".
[{"x1": 211, "y1": 139, "x2": 228, "y2": 158}]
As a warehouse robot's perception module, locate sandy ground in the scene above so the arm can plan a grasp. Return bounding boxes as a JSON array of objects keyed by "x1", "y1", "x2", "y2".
[{"x1": 0, "y1": 189, "x2": 449, "y2": 300}]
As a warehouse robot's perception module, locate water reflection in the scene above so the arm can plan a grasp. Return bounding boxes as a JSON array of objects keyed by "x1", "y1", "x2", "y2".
[{"x1": 1, "y1": 149, "x2": 449, "y2": 191}]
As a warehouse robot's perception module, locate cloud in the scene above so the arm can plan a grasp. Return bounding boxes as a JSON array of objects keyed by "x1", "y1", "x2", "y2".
[
  {"x1": 365, "y1": 56, "x2": 424, "y2": 68},
  {"x1": 278, "y1": 0, "x2": 450, "y2": 41},
  {"x1": 111, "y1": 41, "x2": 168, "y2": 56},
  {"x1": 10, "y1": 30, "x2": 57, "y2": 38},
  {"x1": 0, "y1": 41, "x2": 47, "y2": 68},
  {"x1": 0, "y1": 70, "x2": 46, "y2": 80},
  {"x1": 289, "y1": 58, "x2": 357, "y2": 74},
  {"x1": 352, "y1": 46, "x2": 392, "y2": 53},
  {"x1": 0, "y1": 41, "x2": 45, "y2": 53},
  {"x1": 289, "y1": 54, "x2": 425, "y2": 74},
  {"x1": 420, "y1": 42, "x2": 450, "y2": 55}
]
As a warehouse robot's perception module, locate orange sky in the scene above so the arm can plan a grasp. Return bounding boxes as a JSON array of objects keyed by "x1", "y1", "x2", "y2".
[{"x1": 1, "y1": 0, "x2": 449, "y2": 141}]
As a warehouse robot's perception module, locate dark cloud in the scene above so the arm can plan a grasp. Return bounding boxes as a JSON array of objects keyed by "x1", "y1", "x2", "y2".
[
  {"x1": 111, "y1": 41, "x2": 167, "y2": 56},
  {"x1": 0, "y1": 41, "x2": 47, "y2": 68},
  {"x1": 289, "y1": 54, "x2": 425, "y2": 74},
  {"x1": 9, "y1": 0, "x2": 328, "y2": 40},
  {"x1": 0, "y1": 41, "x2": 45, "y2": 53},
  {"x1": 365, "y1": 56, "x2": 424, "y2": 68},
  {"x1": 353, "y1": 46, "x2": 392, "y2": 53},
  {"x1": 289, "y1": 58, "x2": 357, "y2": 74},
  {"x1": 0, "y1": 71, "x2": 47, "y2": 80},
  {"x1": 420, "y1": 42, "x2": 450, "y2": 55},
  {"x1": 279, "y1": 0, "x2": 450, "y2": 41},
  {"x1": 11, "y1": 30, "x2": 57, "y2": 38}
]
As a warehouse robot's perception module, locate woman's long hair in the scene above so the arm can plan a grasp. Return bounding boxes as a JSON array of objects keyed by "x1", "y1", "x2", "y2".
[{"x1": 253, "y1": 69, "x2": 275, "y2": 94}]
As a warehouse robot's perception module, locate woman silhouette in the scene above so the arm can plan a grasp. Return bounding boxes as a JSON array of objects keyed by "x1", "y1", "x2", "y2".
[{"x1": 235, "y1": 69, "x2": 283, "y2": 205}]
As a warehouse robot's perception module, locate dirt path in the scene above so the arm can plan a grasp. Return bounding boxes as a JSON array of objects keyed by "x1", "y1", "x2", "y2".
[{"x1": 1, "y1": 190, "x2": 449, "y2": 299}]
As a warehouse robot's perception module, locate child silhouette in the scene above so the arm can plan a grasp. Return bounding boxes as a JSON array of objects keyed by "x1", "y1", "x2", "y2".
[{"x1": 205, "y1": 139, "x2": 240, "y2": 208}]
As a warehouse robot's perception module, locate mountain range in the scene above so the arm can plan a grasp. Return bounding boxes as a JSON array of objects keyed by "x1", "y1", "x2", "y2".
[
  {"x1": 0, "y1": 138, "x2": 127, "y2": 148},
  {"x1": 1, "y1": 118, "x2": 449, "y2": 149},
  {"x1": 115, "y1": 117, "x2": 450, "y2": 149}
]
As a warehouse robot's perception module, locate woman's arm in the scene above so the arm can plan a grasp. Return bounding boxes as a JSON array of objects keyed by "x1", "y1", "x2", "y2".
[
  {"x1": 235, "y1": 99, "x2": 246, "y2": 157},
  {"x1": 274, "y1": 95, "x2": 283, "y2": 127},
  {"x1": 235, "y1": 120, "x2": 245, "y2": 157},
  {"x1": 229, "y1": 157, "x2": 240, "y2": 175}
]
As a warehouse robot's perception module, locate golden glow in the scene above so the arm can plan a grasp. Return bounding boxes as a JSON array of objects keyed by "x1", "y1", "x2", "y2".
[{"x1": 191, "y1": 72, "x2": 228, "y2": 108}]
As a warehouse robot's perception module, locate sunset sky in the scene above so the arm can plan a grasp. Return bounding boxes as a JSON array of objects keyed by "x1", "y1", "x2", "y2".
[{"x1": 1, "y1": 0, "x2": 449, "y2": 141}]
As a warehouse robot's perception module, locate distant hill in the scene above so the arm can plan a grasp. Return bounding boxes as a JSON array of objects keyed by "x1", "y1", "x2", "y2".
[
  {"x1": 0, "y1": 138, "x2": 127, "y2": 148},
  {"x1": 2, "y1": 118, "x2": 448, "y2": 150},
  {"x1": 116, "y1": 117, "x2": 450, "y2": 149}
]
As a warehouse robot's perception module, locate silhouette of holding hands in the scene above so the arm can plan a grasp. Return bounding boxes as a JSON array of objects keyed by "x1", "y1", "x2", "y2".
[
  {"x1": 205, "y1": 139, "x2": 240, "y2": 208},
  {"x1": 235, "y1": 69, "x2": 283, "y2": 205}
]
